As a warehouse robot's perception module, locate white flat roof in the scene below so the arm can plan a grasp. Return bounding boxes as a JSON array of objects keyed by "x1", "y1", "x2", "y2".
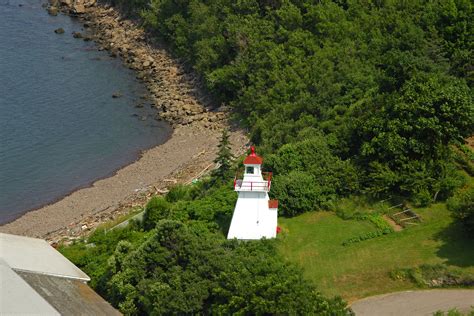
[
  {"x1": 0, "y1": 233, "x2": 90, "y2": 281},
  {"x1": 0, "y1": 259, "x2": 60, "y2": 315}
]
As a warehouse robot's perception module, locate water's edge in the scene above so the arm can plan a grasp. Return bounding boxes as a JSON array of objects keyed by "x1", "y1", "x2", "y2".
[{"x1": 0, "y1": 0, "x2": 173, "y2": 224}]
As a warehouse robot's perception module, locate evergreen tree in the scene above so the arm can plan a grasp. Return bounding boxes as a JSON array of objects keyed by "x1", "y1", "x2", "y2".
[{"x1": 212, "y1": 129, "x2": 234, "y2": 180}]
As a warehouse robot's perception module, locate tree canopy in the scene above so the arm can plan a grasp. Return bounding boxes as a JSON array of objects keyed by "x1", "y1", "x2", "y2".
[{"x1": 113, "y1": 0, "x2": 473, "y2": 207}]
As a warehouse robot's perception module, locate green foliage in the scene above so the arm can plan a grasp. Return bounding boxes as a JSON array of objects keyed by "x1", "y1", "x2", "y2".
[
  {"x1": 103, "y1": 219, "x2": 350, "y2": 315},
  {"x1": 63, "y1": 178, "x2": 351, "y2": 314},
  {"x1": 448, "y1": 185, "x2": 474, "y2": 234},
  {"x1": 268, "y1": 135, "x2": 359, "y2": 216},
  {"x1": 433, "y1": 308, "x2": 474, "y2": 316},
  {"x1": 142, "y1": 196, "x2": 172, "y2": 230},
  {"x1": 113, "y1": 0, "x2": 473, "y2": 204},
  {"x1": 342, "y1": 228, "x2": 394, "y2": 246},
  {"x1": 352, "y1": 74, "x2": 473, "y2": 201},
  {"x1": 367, "y1": 214, "x2": 393, "y2": 230},
  {"x1": 59, "y1": 227, "x2": 149, "y2": 289},
  {"x1": 114, "y1": 0, "x2": 474, "y2": 208},
  {"x1": 165, "y1": 184, "x2": 193, "y2": 203},
  {"x1": 453, "y1": 145, "x2": 474, "y2": 176},
  {"x1": 390, "y1": 264, "x2": 474, "y2": 288},
  {"x1": 340, "y1": 213, "x2": 394, "y2": 246},
  {"x1": 212, "y1": 129, "x2": 234, "y2": 181}
]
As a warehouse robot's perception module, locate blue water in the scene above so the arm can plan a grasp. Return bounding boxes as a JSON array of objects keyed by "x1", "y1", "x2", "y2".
[{"x1": 0, "y1": 0, "x2": 171, "y2": 224}]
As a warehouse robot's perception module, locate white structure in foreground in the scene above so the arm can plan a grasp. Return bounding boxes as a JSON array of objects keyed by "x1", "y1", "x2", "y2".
[
  {"x1": 227, "y1": 147, "x2": 278, "y2": 240},
  {"x1": 0, "y1": 233, "x2": 119, "y2": 315}
]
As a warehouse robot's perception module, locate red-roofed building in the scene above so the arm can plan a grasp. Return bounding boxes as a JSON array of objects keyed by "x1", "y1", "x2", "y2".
[{"x1": 228, "y1": 147, "x2": 278, "y2": 240}]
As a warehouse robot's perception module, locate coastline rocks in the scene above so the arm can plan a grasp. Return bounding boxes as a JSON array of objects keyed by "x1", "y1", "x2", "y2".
[
  {"x1": 112, "y1": 91, "x2": 122, "y2": 98},
  {"x1": 47, "y1": 6, "x2": 58, "y2": 15},
  {"x1": 84, "y1": 0, "x2": 96, "y2": 7},
  {"x1": 72, "y1": 3, "x2": 86, "y2": 14},
  {"x1": 54, "y1": 27, "x2": 65, "y2": 34},
  {"x1": 50, "y1": 2, "x2": 228, "y2": 129}
]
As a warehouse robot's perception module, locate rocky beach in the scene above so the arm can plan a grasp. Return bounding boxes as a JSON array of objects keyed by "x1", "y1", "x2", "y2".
[{"x1": 0, "y1": 0, "x2": 248, "y2": 243}]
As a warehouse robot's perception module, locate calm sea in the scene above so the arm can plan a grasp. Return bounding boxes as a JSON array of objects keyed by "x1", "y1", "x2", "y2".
[{"x1": 0, "y1": 0, "x2": 171, "y2": 224}]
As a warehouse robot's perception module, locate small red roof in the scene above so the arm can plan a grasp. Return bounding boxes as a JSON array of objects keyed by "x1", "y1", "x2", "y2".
[
  {"x1": 243, "y1": 146, "x2": 263, "y2": 165},
  {"x1": 268, "y1": 200, "x2": 278, "y2": 209}
]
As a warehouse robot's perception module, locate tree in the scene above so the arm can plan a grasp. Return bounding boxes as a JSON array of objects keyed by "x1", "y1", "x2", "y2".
[
  {"x1": 351, "y1": 74, "x2": 473, "y2": 201},
  {"x1": 212, "y1": 129, "x2": 234, "y2": 180},
  {"x1": 104, "y1": 219, "x2": 351, "y2": 315}
]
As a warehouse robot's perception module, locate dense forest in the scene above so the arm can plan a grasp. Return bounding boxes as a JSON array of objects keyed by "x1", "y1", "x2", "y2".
[
  {"x1": 63, "y1": 0, "x2": 473, "y2": 314},
  {"x1": 113, "y1": 0, "x2": 473, "y2": 207}
]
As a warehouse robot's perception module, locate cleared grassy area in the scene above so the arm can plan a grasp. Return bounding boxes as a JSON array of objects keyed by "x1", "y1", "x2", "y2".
[{"x1": 277, "y1": 204, "x2": 474, "y2": 301}]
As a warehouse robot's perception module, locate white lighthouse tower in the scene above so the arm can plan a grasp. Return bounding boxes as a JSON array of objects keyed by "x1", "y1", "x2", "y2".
[{"x1": 227, "y1": 147, "x2": 278, "y2": 240}]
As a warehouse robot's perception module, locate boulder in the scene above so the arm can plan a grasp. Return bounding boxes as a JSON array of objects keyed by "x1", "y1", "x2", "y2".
[
  {"x1": 84, "y1": 0, "x2": 96, "y2": 7},
  {"x1": 60, "y1": 0, "x2": 72, "y2": 6},
  {"x1": 54, "y1": 27, "x2": 65, "y2": 34},
  {"x1": 72, "y1": 3, "x2": 85, "y2": 14},
  {"x1": 112, "y1": 91, "x2": 122, "y2": 98},
  {"x1": 47, "y1": 6, "x2": 58, "y2": 15}
]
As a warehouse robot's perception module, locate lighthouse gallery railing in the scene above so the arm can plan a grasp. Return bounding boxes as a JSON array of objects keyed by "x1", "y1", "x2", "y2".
[{"x1": 233, "y1": 172, "x2": 272, "y2": 192}]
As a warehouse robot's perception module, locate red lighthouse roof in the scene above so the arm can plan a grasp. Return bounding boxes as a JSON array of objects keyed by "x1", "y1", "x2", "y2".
[{"x1": 243, "y1": 146, "x2": 263, "y2": 165}]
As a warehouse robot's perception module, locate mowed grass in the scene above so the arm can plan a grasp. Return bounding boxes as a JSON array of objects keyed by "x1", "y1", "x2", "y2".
[{"x1": 277, "y1": 204, "x2": 474, "y2": 302}]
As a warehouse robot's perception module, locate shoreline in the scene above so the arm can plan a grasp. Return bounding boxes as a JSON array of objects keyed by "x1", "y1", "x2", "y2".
[
  {"x1": 0, "y1": 128, "x2": 173, "y2": 227},
  {"x1": 0, "y1": 1, "x2": 248, "y2": 243}
]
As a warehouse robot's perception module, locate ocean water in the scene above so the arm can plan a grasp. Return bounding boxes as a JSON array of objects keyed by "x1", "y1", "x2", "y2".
[{"x1": 0, "y1": 0, "x2": 171, "y2": 224}]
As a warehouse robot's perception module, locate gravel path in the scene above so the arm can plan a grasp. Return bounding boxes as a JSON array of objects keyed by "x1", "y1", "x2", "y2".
[{"x1": 350, "y1": 289, "x2": 474, "y2": 315}]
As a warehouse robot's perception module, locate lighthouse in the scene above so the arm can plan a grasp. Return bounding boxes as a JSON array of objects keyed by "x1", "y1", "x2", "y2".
[{"x1": 227, "y1": 147, "x2": 278, "y2": 240}]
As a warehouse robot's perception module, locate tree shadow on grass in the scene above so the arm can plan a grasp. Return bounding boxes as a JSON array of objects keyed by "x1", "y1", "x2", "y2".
[{"x1": 435, "y1": 220, "x2": 474, "y2": 268}]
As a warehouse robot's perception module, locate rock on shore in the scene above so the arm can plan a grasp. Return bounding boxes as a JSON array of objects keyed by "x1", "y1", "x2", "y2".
[
  {"x1": 48, "y1": 0, "x2": 229, "y2": 130},
  {"x1": 1, "y1": 1, "x2": 249, "y2": 244}
]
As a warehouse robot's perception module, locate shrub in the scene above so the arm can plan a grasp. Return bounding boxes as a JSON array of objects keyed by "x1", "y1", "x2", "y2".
[
  {"x1": 390, "y1": 264, "x2": 474, "y2": 288},
  {"x1": 342, "y1": 228, "x2": 394, "y2": 246},
  {"x1": 447, "y1": 185, "x2": 474, "y2": 235},
  {"x1": 142, "y1": 197, "x2": 172, "y2": 230},
  {"x1": 166, "y1": 184, "x2": 193, "y2": 202},
  {"x1": 103, "y1": 220, "x2": 352, "y2": 315},
  {"x1": 271, "y1": 171, "x2": 330, "y2": 216}
]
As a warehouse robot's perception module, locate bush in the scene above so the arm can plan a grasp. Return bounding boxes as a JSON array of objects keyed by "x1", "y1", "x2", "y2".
[
  {"x1": 342, "y1": 228, "x2": 394, "y2": 246},
  {"x1": 142, "y1": 197, "x2": 172, "y2": 230},
  {"x1": 103, "y1": 220, "x2": 351, "y2": 315},
  {"x1": 165, "y1": 184, "x2": 193, "y2": 202},
  {"x1": 271, "y1": 171, "x2": 328, "y2": 216},
  {"x1": 390, "y1": 264, "x2": 474, "y2": 288},
  {"x1": 268, "y1": 135, "x2": 359, "y2": 217},
  {"x1": 447, "y1": 185, "x2": 474, "y2": 234}
]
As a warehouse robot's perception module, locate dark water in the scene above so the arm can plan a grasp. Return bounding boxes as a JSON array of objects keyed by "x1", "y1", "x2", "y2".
[{"x1": 0, "y1": 0, "x2": 171, "y2": 224}]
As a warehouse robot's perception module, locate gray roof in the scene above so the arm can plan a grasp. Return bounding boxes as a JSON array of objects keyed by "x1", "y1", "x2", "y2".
[
  {"x1": 0, "y1": 259, "x2": 60, "y2": 315},
  {"x1": 0, "y1": 232, "x2": 89, "y2": 281},
  {"x1": 0, "y1": 233, "x2": 120, "y2": 315},
  {"x1": 18, "y1": 270, "x2": 121, "y2": 316}
]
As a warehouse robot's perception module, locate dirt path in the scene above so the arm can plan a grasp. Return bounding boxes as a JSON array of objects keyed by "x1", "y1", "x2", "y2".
[{"x1": 350, "y1": 289, "x2": 474, "y2": 315}]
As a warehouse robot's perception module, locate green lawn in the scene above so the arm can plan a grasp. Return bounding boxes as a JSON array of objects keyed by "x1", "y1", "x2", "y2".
[{"x1": 277, "y1": 204, "x2": 474, "y2": 301}]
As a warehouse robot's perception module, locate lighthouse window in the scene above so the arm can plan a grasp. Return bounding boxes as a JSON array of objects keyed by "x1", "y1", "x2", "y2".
[{"x1": 246, "y1": 166, "x2": 254, "y2": 174}]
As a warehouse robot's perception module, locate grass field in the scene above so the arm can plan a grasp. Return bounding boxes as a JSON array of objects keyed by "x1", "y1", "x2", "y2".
[{"x1": 277, "y1": 203, "x2": 474, "y2": 302}]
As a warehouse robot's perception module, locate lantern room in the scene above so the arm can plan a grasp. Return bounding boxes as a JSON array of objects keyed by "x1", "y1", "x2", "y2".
[{"x1": 234, "y1": 146, "x2": 272, "y2": 192}]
